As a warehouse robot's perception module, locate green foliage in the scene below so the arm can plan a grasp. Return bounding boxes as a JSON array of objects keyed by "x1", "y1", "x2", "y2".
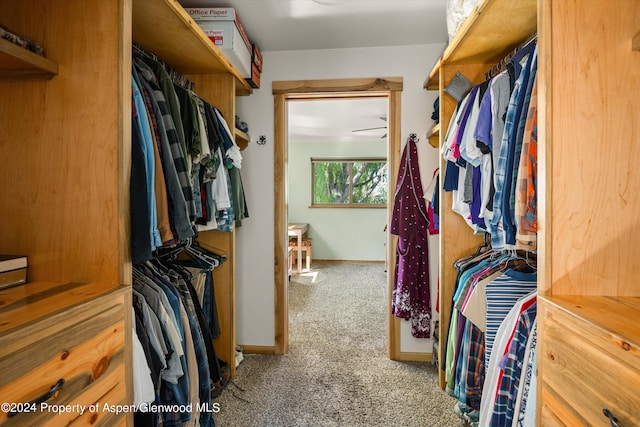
[{"x1": 312, "y1": 160, "x2": 387, "y2": 205}]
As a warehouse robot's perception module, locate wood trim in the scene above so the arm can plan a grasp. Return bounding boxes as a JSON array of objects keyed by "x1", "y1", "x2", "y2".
[
  {"x1": 274, "y1": 93, "x2": 288, "y2": 355},
  {"x1": 304, "y1": 259, "x2": 385, "y2": 264},
  {"x1": 120, "y1": 0, "x2": 133, "y2": 289},
  {"x1": 273, "y1": 78, "x2": 403, "y2": 360},
  {"x1": 437, "y1": 63, "x2": 490, "y2": 389},
  {"x1": 0, "y1": 38, "x2": 58, "y2": 81},
  {"x1": 537, "y1": 0, "x2": 552, "y2": 298},
  {"x1": 272, "y1": 77, "x2": 403, "y2": 95},
  {"x1": 393, "y1": 351, "x2": 433, "y2": 363},
  {"x1": 386, "y1": 89, "x2": 401, "y2": 360},
  {"x1": 119, "y1": 2, "x2": 132, "y2": 410},
  {"x1": 240, "y1": 345, "x2": 279, "y2": 355}
]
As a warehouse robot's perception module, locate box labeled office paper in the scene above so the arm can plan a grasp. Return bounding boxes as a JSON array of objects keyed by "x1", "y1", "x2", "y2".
[
  {"x1": 198, "y1": 21, "x2": 252, "y2": 78},
  {"x1": 184, "y1": 7, "x2": 251, "y2": 52}
]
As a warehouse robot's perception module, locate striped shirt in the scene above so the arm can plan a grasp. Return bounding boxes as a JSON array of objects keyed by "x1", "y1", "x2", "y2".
[{"x1": 484, "y1": 269, "x2": 537, "y2": 370}]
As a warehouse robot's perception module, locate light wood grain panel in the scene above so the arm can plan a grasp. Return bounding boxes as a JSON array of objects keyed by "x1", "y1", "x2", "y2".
[
  {"x1": 0, "y1": 38, "x2": 57, "y2": 80},
  {"x1": 386, "y1": 90, "x2": 401, "y2": 360},
  {"x1": 197, "y1": 231, "x2": 237, "y2": 378},
  {"x1": 0, "y1": 0, "x2": 123, "y2": 285},
  {"x1": 240, "y1": 345, "x2": 278, "y2": 354},
  {"x1": 0, "y1": 282, "x2": 126, "y2": 337},
  {"x1": 537, "y1": 0, "x2": 552, "y2": 298},
  {"x1": 0, "y1": 303, "x2": 123, "y2": 386},
  {"x1": 540, "y1": 306, "x2": 640, "y2": 425},
  {"x1": 272, "y1": 77, "x2": 403, "y2": 95},
  {"x1": 0, "y1": 322, "x2": 125, "y2": 426},
  {"x1": 540, "y1": 388, "x2": 584, "y2": 427},
  {"x1": 273, "y1": 93, "x2": 288, "y2": 355},
  {"x1": 423, "y1": 59, "x2": 440, "y2": 90},
  {"x1": 437, "y1": 63, "x2": 490, "y2": 388},
  {"x1": 548, "y1": 0, "x2": 640, "y2": 297},
  {"x1": 540, "y1": 403, "x2": 567, "y2": 427},
  {"x1": 66, "y1": 380, "x2": 127, "y2": 427},
  {"x1": 234, "y1": 129, "x2": 250, "y2": 151},
  {"x1": 120, "y1": 0, "x2": 133, "y2": 289},
  {"x1": 541, "y1": 296, "x2": 640, "y2": 369},
  {"x1": 444, "y1": 0, "x2": 537, "y2": 65}
]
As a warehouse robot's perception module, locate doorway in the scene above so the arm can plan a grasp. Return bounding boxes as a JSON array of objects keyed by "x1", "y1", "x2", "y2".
[{"x1": 272, "y1": 77, "x2": 403, "y2": 358}]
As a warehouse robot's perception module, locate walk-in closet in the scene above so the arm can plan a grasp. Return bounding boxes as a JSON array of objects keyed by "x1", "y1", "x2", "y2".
[{"x1": 1, "y1": 0, "x2": 639, "y2": 426}]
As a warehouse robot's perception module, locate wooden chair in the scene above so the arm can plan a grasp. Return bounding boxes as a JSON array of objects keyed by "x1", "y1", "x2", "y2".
[{"x1": 288, "y1": 237, "x2": 312, "y2": 272}]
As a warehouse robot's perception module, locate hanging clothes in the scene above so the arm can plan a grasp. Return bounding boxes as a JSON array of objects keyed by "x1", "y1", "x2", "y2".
[{"x1": 389, "y1": 135, "x2": 432, "y2": 338}]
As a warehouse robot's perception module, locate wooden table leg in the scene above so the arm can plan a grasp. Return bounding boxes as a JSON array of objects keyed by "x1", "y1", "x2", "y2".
[{"x1": 297, "y1": 233, "x2": 302, "y2": 273}]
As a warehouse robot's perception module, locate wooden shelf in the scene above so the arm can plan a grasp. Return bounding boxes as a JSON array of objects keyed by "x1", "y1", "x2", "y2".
[
  {"x1": 235, "y1": 129, "x2": 250, "y2": 151},
  {"x1": 0, "y1": 38, "x2": 58, "y2": 81},
  {"x1": 427, "y1": 123, "x2": 440, "y2": 148},
  {"x1": 0, "y1": 281, "x2": 124, "y2": 335},
  {"x1": 132, "y1": 0, "x2": 252, "y2": 96},
  {"x1": 541, "y1": 295, "x2": 640, "y2": 353},
  {"x1": 441, "y1": 0, "x2": 537, "y2": 65},
  {"x1": 423, "y1": 58, "x2": 441, "y2": 90}
]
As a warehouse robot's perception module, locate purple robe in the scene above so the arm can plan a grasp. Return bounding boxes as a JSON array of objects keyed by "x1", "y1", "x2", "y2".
[{"x1": 389, "y1": 135, "x2": 432, "y2": 338}]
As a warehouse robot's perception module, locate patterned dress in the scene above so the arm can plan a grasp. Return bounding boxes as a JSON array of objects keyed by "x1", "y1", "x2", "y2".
[{"x1": 389, "y1": 135, "x2": 432, "y2": 338}]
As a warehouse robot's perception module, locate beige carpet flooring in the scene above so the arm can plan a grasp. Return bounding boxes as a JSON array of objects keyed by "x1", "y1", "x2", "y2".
[{"x1": 213, "y1": 261, "x2": 460, "y2": 427}]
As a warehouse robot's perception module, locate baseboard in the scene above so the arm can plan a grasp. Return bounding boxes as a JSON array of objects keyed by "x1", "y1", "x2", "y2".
[
  {"x1": 393, "y1": 351, "x2": 432, "y2": 363},
  {"x1": 239, "y1": 344, "x2": 279, "y2": 355},
  {"x1": 312, "y1": 259, "x2": 385, "y2": 264}
]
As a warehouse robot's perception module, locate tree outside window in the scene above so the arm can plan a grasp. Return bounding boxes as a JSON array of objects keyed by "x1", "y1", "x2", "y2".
[{"x1": 311, "y1": 158, "x2": 388, "y2": 207}]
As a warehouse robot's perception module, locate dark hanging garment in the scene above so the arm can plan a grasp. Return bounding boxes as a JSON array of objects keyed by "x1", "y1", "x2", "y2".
[
  {"x1": 131, "y1": 102, "x2": 152, "y2": 263},
  {"x1": 389, "y1": 135, "x2": 432, "y2": 338}
]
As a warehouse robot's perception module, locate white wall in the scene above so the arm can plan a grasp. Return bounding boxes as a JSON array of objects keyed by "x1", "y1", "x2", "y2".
[
  {"x1": 235, "y1": 43, "x2": 445, "y2": 351},
  {"x1": 289, "y1": 140, "x2": 387, "y2": 261}
]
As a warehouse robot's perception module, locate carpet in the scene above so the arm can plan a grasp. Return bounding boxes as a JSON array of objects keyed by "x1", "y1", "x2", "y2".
[{"x1": 213, "y1": 261, "x2": 460, "y2": 426}]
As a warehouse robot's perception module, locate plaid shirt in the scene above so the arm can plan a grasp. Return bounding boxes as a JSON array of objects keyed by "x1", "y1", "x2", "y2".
[
  {"x1": 136, "y1": 60, "x2": 196, "y2": 224},
  {"x1": 135, "y1": 62, "x2": 195, "y2": 241},
  {"x1": 491, "y1": 48, "x2": 536, "y2": 249},
  {"x1": 489, "y1": 301, "x2": 537, "y2": 426},
  {"x1": 464, "y1": 323, "x2": 485, "y2": 410}
]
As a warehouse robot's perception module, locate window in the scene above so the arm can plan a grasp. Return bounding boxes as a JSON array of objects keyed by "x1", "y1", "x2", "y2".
[{"x1": 311, "y1": 158, "x2": 388, "y2": 207}]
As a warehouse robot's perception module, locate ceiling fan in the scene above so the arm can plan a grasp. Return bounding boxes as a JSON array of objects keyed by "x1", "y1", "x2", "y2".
[{"x1": 351, "y1": 116, "x2": 387, "y2": 138}]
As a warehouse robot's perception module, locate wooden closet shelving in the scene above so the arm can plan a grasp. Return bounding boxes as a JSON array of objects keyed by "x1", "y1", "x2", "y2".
[
  {"x1": 425, "y1": 0, "x2": 537, "y2": 390},
  {"x1": 0, "y1": 0, "x2": 253, "y2": 422},
  {"x1": 235, "y1": 129, "x2": 250, "y2": 150},
  {"x1": 0, "y1": 37, "x2": 57, "y2": 81},
  {"x1": 132, "y1": 0, "x2": 252, "y2": 96},
  {"x1": 131, "y1": 0, "x2": 251, "y2": 379},
  {"x1": 427, "y1": 123, "x2": 440, "y2": 148},
  {"x1": 427, "y1": 0, "x2": 640, "y2": 424}
]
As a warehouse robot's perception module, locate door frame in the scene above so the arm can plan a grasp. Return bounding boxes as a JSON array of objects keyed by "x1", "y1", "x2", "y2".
[{"x1": 272, "y1": 77, "x2": 403, "y2": 358}]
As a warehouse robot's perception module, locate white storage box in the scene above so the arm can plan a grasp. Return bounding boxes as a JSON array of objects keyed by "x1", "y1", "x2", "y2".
[
  {"x1": 184, "y1": 7, "x2": 251, "y2": 51},
  {"x1": 197, "y1": 20, "x2": 252, "y2": 79}
]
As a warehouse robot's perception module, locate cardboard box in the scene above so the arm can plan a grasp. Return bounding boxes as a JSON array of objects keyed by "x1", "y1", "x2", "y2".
[
  {"x1": 245, "y1": 62, "x2": 260, "y2": 89},
  {"x1": 184, "y1": 7, "x2": 251, "y2": 52},
  {"x1": 252, "y1": 44, "x2": 263, "y2": 72},
  {"x1": 0, "y1": 255, "x2": 27, "y2": 290},
  {"x1": 198, "y1": 21, "x2": 252, "y2": 78}
]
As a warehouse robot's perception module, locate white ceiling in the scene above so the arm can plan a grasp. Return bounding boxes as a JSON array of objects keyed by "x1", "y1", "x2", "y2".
[
  {"x1": 288, "y1": 97, "x2": 388, "y2": 143},
  {"x1": 179, "y1": 0, "x2": 448, "y2": 52},
  {"x1": 179, "y1": 0, "x2": 448, "y2": 142}
]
